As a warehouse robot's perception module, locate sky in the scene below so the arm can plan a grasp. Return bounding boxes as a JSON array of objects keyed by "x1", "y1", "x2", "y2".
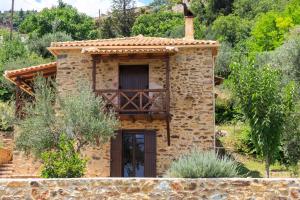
[{"x1": 0, "y1": 0, "x2": 153, "y2": 17}]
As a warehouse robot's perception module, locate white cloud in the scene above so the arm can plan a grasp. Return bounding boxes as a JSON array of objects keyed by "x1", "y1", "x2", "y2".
[{"x1": 0, "y1": 0, "x2": 145, "y2": 17}]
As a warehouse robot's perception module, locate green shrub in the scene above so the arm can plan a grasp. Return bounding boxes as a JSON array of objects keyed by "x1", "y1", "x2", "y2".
[
  {"x1": 215, "y1": 90, "x2": 243, "y2": 124},
  {"x1": 214, "y1": 42, "x2": 233, "y2": 78},
  {"x1": 0, "y1": 101, "x2": 15, "y2": 131},
  {"x1": 27, "y1": 32, "x2": 73, "y2": 58},
  {"x1": 0, "y1": 35, "x2": 28, "y2": 64},
  {"x1": 235, "y1": 125, "x2": 257, "y2": 156},
  {"x1": 41, "y1": 133, "x2": 87, "y2": 178},
  {"x1": 215, "y1": 97, "x2": 237, "y2": 124},
  {"x1": 166, "y1": 151, "x2": 239, "y2": 178},
  {"x1": 218, "y1": 122, "x2": 257, "y2": 156}
]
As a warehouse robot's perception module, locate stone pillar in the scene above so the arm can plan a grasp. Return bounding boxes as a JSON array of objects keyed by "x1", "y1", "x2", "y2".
[{"x1": 185, "y1": 16, "x2": 194, "y2": 40}]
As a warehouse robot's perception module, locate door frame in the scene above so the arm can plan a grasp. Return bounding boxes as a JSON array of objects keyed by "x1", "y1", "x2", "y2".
[{"x1": 110, "y1": 129, "x2": 157, "y2": 177}]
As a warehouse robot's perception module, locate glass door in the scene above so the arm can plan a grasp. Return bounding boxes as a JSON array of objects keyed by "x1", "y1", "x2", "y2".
[{"x1": 122, "y1": 133, "x2": 145, "y2": 177}]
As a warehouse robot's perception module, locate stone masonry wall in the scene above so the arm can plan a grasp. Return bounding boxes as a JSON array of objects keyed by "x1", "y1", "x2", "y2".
[
  {"x1": 0, "y1": 178, "x2": 300, "y2": 199},
  {"x1": 12, "y1": 47, "x2": 214, "y2": 177}
]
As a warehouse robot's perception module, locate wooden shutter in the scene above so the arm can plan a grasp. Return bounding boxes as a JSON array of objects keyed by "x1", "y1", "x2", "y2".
[
  {"x1": 119, "y1": 65, "x2": 149, "y2": 90},
  {"x1": 110, "y1": 130, "x2": 122, "y2": 177},
  {"x1": 144, "y1": 131, "x2": 157, "y2": 177}
]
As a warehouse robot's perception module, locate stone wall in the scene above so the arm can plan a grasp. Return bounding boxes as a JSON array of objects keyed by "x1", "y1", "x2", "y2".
[
  {"x1": 12, "y1": 47, "x2": 215, "y2": 177},
  {"x1": 0, "y1": 178, "x2": 299, "y2": 199}
]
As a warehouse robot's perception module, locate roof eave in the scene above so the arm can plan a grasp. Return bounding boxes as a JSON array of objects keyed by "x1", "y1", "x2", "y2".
[
  {"x1": 48, "y1": 44, "x2": 220, "y2": 56},
  {"x1": 3, "y1": 73, "x2": 34, "y2": 96},
  {"x1": 47, "y1": 47, "x2": 59, "y2": 56}
]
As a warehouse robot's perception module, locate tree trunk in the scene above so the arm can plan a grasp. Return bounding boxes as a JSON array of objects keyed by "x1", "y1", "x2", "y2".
[
  {"x1": 265, "y1": 154, "x2": 270, "y2": 178},
  {"x1": 76, "y1": 140, "x2": 87, "y2": 153}
]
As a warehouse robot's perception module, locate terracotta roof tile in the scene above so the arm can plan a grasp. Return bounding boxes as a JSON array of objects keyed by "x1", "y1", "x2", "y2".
[
  {"x1": 4, "y1": 62, "x2": 57, "y2": 78},
  {"x1": 4, "y1": 62, "x2": 57, "y2": 95},
  {"x1": 50, "y1": 35, "x2": 219, "y2": 48}
]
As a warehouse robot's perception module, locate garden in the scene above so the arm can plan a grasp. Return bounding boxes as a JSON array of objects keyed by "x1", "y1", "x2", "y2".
[{"x1": 0, "y1": 0, "x2": 300, "y2": 180}]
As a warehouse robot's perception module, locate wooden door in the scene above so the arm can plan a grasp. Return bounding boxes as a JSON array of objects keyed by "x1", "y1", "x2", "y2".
[
  {"x1": 110, "y1": 131, "x2": 122, "y2": 177},
  {"x1": 119, "y1": 65, "x2": 149, "y2": 112},
  {"x1": 110, "y1": 130, "x2": 156, "y2": 177}
]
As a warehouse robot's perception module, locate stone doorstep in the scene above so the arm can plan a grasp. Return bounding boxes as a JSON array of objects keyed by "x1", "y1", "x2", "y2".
[
  {"x1": 0, "y1": 162, "x2": 13, "y2": 166},
  {"x1": 0, "y1": 169, "x2": 13, "y2": 172},
  {"x1": 0, "y1": 162, "x2": 13, "y2": 167},
  {"x1": 0, "y1": 162, "x2": 14, "y2": 177},
  {"x1": 0, "y1": 167, "x2": 13, "y2": 172}
]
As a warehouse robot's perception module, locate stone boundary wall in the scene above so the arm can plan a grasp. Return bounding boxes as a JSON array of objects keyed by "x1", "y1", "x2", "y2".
[{"x1": 0, "y1": 178, "x2": 300, "y2": 199}]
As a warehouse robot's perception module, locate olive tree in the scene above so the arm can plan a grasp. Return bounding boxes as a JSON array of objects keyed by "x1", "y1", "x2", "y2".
[
  {"x1": 58, "y1": 84, "x2": 119, "y2": 152},
  {"x1": 229, "y1": 61, "x2": 294, "y2": 177},
  {"x1": 16, "y1": 76, "x2": 119, "y2": 156}
]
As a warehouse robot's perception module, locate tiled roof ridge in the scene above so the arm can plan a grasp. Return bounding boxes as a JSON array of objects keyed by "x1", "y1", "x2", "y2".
[
  {"x1": 4, "y1": 62, "x2": 57, "y2": 77},
  {"x1": 50, "y1": 35, "x2": 218, "y2": 47}
]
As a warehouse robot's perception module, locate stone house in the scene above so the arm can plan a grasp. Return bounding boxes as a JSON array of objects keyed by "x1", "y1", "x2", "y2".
[{"x1": 3, "y1": 16, "x2": 219, "y2": 177}]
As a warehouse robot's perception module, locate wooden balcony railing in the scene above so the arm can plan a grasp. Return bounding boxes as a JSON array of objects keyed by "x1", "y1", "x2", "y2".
[{"x1": 95, "y1": 89, "x2": 167, "y2": 114}]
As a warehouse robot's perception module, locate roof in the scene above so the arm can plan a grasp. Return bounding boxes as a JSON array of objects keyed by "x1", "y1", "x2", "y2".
[
  {"x1": 4, "y1": 62, "x2": 57, "y2": 95},
  {"x1": 48, "y1": 35, "x2": 219, "y2": 56}
]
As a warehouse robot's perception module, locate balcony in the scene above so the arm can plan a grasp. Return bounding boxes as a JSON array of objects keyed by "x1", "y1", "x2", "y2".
[{"x1": 95, "y1": 89, "x2": 168, "y2": 120}]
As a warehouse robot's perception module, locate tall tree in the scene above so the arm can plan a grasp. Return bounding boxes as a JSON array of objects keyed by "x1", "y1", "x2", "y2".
[
  {"x1": 132, "y1": 11, "x2": 183, "y2": 37},
  {"x1": 19, "y1": 9, "x2": 24, "y2": 21},
  {"x1": 100, "y1": 17, "x2": 117, "y2": 39},
  {"x1": 205, "y1": 0, "x2": 234, "y2": 24},
  {"x1": 19, "y1": 2, "x2": 96, "y2": 40},
  {"x1": 58, "y1": 0, "x2": 68, "y2": 8},
  {"x1": 112, "y1": 0, "x2": 136, "y2": 37},
  {"x1": 212, "y1": 14, "x2": 252, "y2": 46},
  {"x1": 229, "y1": 61, "x2": 294, "y2": 177}
]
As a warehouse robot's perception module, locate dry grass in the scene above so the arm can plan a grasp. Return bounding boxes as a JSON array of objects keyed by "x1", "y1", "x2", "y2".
[{"x1": 217, "y1": 123, "x2": 298, "y2": 178}]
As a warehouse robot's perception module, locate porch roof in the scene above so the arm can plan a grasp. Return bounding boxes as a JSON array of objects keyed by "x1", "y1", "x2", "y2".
[
  {"x1": 4, "y1": 61, "x2": 223, "y2": 95},
  {"x1": 48, "y1": 35, "x2": 219, "y2": 56},
  {"x1": 4, "y1": 62, "x2": 57, "y2": 95}
]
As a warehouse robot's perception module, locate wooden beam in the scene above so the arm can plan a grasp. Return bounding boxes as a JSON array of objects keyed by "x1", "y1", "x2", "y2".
[
  {"x1": 98, "y1": 53, "x2": 171, "y2": 61},
  {"x1": 15, "y1": 76, "x2": 22, "y2": 118},
  {"x1": 119, "y1": 113, "x2": 167, "y2": 120},
  {"x1": 91, "y1": 55, "x2": 100, "y2": 92},
  {"x1": 165, "y1": 56, "x2": 171, "y2": 146},
  {"x1": 17, "y1": 77, "x2": 34, "y2": 91}
]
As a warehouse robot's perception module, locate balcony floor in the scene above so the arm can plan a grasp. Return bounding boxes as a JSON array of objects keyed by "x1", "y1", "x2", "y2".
[{"x1": 119, "y1": 113, "x2": 168, "y2": 121}]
